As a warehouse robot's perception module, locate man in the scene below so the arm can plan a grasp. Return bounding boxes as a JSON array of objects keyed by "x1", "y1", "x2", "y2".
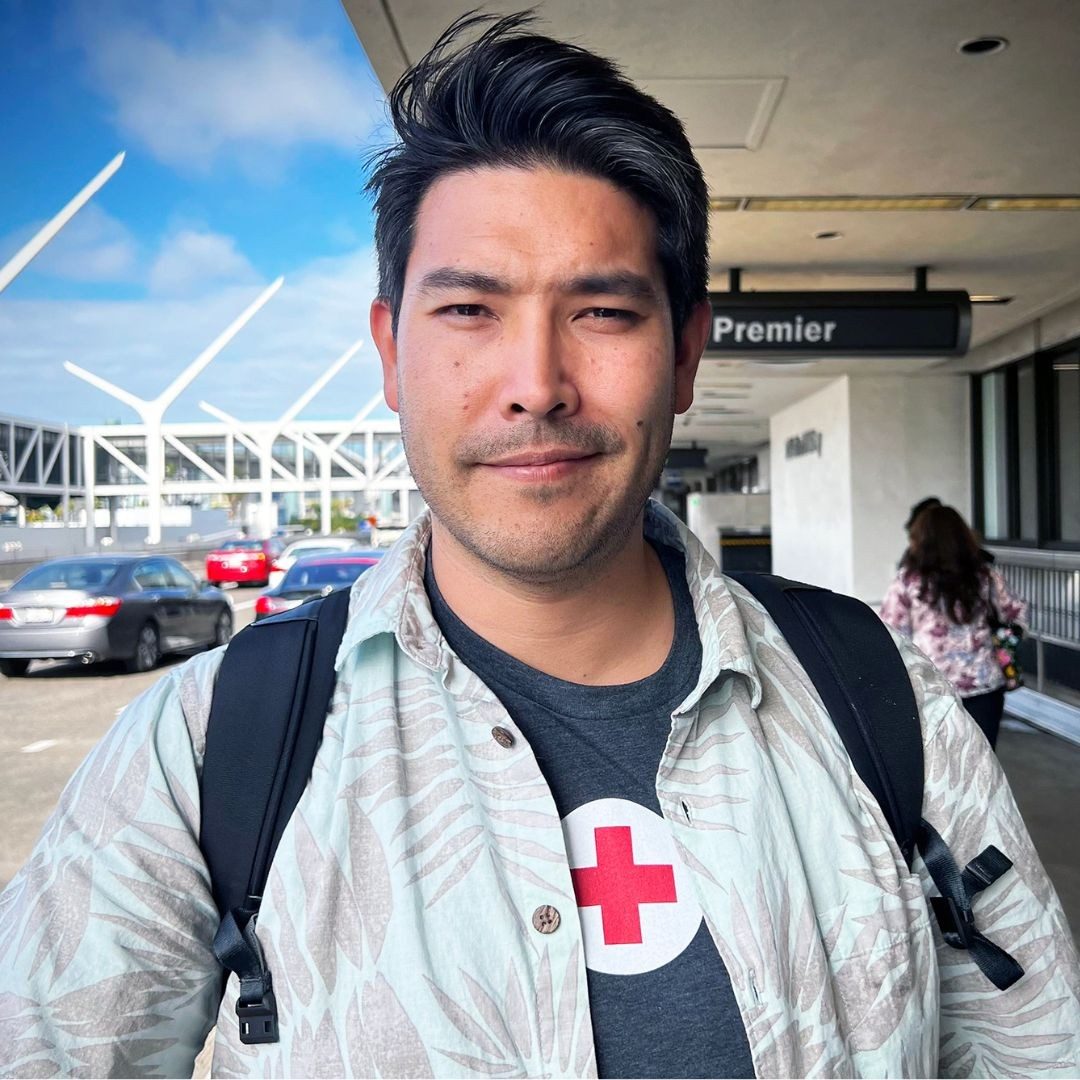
[{"x1": 2, "y1": 12, "x2": 1078, "y2": 1079}]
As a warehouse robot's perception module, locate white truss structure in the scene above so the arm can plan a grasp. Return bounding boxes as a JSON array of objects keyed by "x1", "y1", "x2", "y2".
[
  {"x1": 4, "y1": 165, "x2": 416, "y2": 544},
  {"x1": 79, "y1": 414, "x2": 414, "y2": 543},
  {"x1": 0, "y1": 414, "x2": 85, "y2": 515}
]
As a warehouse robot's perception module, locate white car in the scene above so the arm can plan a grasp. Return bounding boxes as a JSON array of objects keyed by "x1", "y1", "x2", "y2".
[{"x1": 267, "y1": 536, "x2": 361, "y2": 589}]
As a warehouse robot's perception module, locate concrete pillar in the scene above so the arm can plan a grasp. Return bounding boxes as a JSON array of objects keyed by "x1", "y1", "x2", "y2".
[
  {"x1": 319, "y1": 449, "x2": 332, "y2": 535},
  {"x1": 83, "y1": 434, "x2": 96, "y2": 546},
  {"x1": 144, "y1": 416, "x2": 163, "y2": 545}
]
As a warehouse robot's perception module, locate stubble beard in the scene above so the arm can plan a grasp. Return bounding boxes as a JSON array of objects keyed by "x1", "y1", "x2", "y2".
[{"x1": 401, "y1": 409, "x2": 674, "y2": 587}]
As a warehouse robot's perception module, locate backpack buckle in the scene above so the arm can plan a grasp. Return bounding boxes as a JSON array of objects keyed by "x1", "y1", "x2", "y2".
[
  {"x1": 237, "y1": 986, "x2": 279, "y2": 1044},
  {"x1": 930, "y1": 894, "x2": 976, "y2": 950}
]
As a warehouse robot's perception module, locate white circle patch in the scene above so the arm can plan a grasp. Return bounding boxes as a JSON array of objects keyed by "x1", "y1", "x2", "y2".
[{"x1": 563, "y1": 798, "x2": 703, "y2": 975}]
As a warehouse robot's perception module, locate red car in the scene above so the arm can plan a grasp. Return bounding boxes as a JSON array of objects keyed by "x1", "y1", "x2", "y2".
[{"x1": 205, "y1": 538, "x2": 283, "y2": 587}]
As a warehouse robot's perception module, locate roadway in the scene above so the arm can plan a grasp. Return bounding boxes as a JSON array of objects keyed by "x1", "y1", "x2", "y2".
[{"x1": 0, "y1": 586, "x2": 257, "y2": 886}]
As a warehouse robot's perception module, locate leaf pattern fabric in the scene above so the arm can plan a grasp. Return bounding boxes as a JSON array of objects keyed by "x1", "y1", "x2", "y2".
[{"x1": 0, "y1": 501, "x2": 1077, "y2": 1078}]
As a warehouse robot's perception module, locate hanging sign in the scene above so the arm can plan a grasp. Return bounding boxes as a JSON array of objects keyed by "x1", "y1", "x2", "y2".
[{"x1": 707, "y1": 291, "x2": 971, "y2": 357}]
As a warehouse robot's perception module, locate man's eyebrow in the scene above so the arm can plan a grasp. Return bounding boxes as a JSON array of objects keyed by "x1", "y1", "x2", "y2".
[
  {"x1": 416, "y1": 268, "x2": 512, "y2": 294},
  {"x1": 560, "y1": 272, "x2": 661, "y2": 303}
]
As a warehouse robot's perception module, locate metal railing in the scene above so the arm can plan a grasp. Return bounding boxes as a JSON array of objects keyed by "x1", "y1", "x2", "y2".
[{"x1": 988, "y1": 546, "x2": 1080, "y2": 694}]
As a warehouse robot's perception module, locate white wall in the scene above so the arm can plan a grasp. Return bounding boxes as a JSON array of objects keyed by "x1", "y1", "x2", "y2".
[
  {"x1": 770, "y1": 374, "x2": 971, "y2": 603},
  {"x1": 755, "y1": 443, "x2": 771, "y2": 492},
  {"x1": 770, "y1": 377, "x2": 854, "y2": 593},
  {"x1": 849, "y1": 376, "x2": 970, "y2": 602}
]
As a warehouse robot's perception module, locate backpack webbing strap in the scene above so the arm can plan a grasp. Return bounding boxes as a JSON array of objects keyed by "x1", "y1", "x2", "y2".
[
  {"x1": 727, "y1": 572, "x2": 1024, "y2": 990},
  {"x1": 199, "y1": 586, "x2": 351, "y2": 1043},
  {"x1": 727, "y1": 572, "x2": 923, "y2": 865},
  {"x1": 917, "y1": 820, "x2": 1025, "y2": 990}
]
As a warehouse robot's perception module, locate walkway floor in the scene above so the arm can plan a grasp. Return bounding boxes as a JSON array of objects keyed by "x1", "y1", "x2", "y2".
[{"x1": 996, "y1": 717, "x2": 1080, "y2": 945}]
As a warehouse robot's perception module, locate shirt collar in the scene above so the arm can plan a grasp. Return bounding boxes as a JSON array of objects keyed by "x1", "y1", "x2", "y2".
[{"x1": 336, "y1": 500, "x2": 763, "y2": 709}]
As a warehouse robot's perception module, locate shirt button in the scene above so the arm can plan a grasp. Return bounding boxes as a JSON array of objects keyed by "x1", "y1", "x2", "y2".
[
  {"x1": 532, "y1": 905, "x2": 561, "y2": 934},
  {"x1": 491, "y1": 726, "x2": 515, "y2": 749}
]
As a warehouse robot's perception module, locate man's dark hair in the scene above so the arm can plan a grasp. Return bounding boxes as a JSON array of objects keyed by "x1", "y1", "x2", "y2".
[{"x1": 365, "y1": 10, "x2": 709, "y2": 338}]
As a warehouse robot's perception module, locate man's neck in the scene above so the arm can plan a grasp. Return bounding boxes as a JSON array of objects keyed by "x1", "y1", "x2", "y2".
[{"x1": 428, "y1": 517, "x2": 675, "y2": 686}]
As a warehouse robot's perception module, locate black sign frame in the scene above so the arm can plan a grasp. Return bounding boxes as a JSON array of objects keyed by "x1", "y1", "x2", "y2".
[{"x1": 706, "y1": 290, "x2": 971, "y2": 358}]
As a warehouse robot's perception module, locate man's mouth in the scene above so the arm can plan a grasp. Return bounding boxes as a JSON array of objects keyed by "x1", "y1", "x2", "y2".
[
  {"x1": 478, "y1": 447, "x2": 601, "y2": 482},
  {"x1": 483, "y1": 447, "x2": 597, "y2": 467}
]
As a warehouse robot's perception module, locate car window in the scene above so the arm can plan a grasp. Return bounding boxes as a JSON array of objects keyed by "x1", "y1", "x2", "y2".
[
  {"x1": 220, "y1": 540, "x2": 263, "y2": 551},
  {"x1": 282, "y1": 560, "x2": 377, "y2": 589},
  {"x1": 285, "y1": 545, "x2": 341, "y2": 561},
  {"x1": 14, "y1": 560, "x2": 125, "y2": 591},
  {"x1": 133, "y1": 560, "x2": 170, "y2": 590},
  {"x1": 289, "y1": 538, "x2": 357, "y2": 556},
  {"x1": 165, "y1": 561, "x2": 198, "y2": 590}
]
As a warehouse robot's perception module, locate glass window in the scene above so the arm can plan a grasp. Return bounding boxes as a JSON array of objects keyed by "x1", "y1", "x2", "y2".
[
  {"x1": 1055, "y1": 355, "x2": 1080, "y2": 542},
  {"x1": 980, "y1": 371, "x2": 1009, "y2": 538},
  {"x1": 15, "y1": 559, "x2": 124, "y2": 591},
  {"x1": 133, "y1": 560, "x2": 169, "y2": 590},
  {"x1": 166, "y1": 561, "x2": 198, "y2": 591},
  {"x1": 283, "y1": 559, "x2": 379, "y2": 589},
  {"x1": 1017, "y1": 361, "x2": 1039, "y2": 540}
]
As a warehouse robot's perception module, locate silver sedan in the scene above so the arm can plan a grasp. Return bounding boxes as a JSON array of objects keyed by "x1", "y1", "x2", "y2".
[{"x1": 0, "y1": 554, "x2": 232, "y2": 677}]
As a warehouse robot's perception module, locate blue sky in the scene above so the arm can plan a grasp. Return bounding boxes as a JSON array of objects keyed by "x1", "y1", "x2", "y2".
[{"x1": 0, "y1": 0, "x2": 392, "y2": 424}]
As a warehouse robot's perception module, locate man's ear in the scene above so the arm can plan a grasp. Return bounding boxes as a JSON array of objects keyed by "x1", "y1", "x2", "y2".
[
  {"x1": 674, "y1": 299, "x2": 710, "y2": 414},
  {"x1": 370, "y1": 297, "x2": 400, "y2": 413}
]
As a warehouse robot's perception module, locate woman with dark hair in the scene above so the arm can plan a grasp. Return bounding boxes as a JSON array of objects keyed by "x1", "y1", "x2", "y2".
[{"x1": 880, "y1": 505, "x2": 1027, "y2": 748}]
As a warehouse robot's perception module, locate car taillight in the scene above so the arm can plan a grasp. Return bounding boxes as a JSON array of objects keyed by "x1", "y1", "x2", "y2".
[
  {"x1": 255, "y1": 595, "x2": 280, "y2": 616},
  {"x1": 254, "y1": 551, "x2": 267, "y2": 561},
  {"x1": 0, "y1": 606, "x2": 13, "y2": 621},
  {"x1": 65, "y1": 597, "x2": 123, "y2": 618}
]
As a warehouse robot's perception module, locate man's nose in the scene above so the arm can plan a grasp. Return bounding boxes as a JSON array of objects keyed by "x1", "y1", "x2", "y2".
[{"x1": 498, "y1": 317, "x2": 581, "y2": 420}]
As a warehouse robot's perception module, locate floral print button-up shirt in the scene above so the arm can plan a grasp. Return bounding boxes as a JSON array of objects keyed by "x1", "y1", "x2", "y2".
[
  {"x1": 1, "y1": 503, "x2": 1077, "y2": 1078},
  {"x1": 879, "y1": 567, "x2": 1027, "y2": 696}
]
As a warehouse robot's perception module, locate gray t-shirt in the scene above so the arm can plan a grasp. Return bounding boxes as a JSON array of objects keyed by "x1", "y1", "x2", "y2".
[{"x1": 425, "y1": 543, "x2": 755, "y2": 1078}]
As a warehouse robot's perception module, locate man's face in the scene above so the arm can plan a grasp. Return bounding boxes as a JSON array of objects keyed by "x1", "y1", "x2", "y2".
[{"x1": 371, "y1": 166, "x2": 707, "y2": 583}]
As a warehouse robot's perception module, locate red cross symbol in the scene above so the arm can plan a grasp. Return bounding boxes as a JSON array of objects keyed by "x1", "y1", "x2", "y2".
[{"x1": 571, "y1": 825, "x2": 678, "y2": 945}]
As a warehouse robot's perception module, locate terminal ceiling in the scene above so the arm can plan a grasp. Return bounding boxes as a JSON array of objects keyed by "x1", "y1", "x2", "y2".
[{"x1": 342, "y1": 0, "x2": 1080, "y2": 455}]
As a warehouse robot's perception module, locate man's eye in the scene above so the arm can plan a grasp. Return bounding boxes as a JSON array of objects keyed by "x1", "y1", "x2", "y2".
[
  {"x1": 442, "y1": 304, "x2": 485, "y2": 317},
  {"x1": 584, "y1": 307, "x2": 636, "y2": 322}
]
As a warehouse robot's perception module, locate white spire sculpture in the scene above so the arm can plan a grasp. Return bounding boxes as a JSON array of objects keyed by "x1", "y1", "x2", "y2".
[
  {"x1": 65, "y1": 276, "x2": 283, "y2": 544},
  {"x1": 200, "y1": 339, "x2": 362, "y2": 536},
  {"x1": 0, "y1": 152, "x2": 125, "y2": 295}
]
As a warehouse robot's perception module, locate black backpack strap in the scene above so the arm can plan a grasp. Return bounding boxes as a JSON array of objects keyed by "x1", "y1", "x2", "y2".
[
  {"x1": 199, "y1": 586, "x2": 351, "y2": 1044},
  {"x1": 727, "y1": 572, "x2": 923, "y2": 865},
  {"x1": 726, "y1": 572, "x2": 1023, "y2": 990}
]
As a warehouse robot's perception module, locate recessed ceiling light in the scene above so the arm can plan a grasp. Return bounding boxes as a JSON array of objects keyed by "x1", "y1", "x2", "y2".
[
  {"x1": 969, "y1": 295, "x2": 1013, "y2": 304},
  {"x1": 814, "y1": 230, "x2": 843, "y2": 240},
  {"x1": 958, "y1": 36, "x2": 1009, "y2": 56}
]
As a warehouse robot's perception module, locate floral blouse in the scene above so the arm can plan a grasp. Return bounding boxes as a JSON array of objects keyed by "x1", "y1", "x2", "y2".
[{"x1": 879, "y1": 567, "x2": 1027, "y2": 696}]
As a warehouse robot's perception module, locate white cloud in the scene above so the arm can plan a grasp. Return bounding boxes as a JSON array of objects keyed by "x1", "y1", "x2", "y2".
[
  {"x1": 82, "y1": 14, "x2": 383, "y2": 173},
  {"x1": 0, "y1": 246, "x2": 388, "y2": 425},
  {"x1": 148, "y1": 228, "x2": 259, "y2": 297},
  {"x1": 1, "y1": 204, "x2": 140, "y2": 285}
]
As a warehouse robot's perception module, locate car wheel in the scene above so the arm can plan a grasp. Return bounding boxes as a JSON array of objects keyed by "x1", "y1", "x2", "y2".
[
  {"x1": 212, "y1": 609, "x2": 233, "y2": 648},
  {"x1": 125, "y1": 622, "x2": 161, "y2": 674},
  {"x1": 0, "y1": 658, "x2": 31, "y2": 678}
]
